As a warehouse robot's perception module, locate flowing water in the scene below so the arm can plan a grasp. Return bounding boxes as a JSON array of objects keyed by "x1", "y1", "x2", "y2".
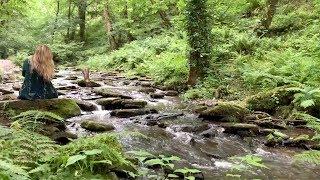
[{"x1": 4, "y1": 66, "x2": 320, "y2": 179}]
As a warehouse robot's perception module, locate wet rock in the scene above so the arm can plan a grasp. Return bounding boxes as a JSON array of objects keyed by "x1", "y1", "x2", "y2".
[
  {"x1": 139, "y1": 87, "x2": 156, "y2": 94},
  {"x1": 246, "y1": 86, "x2": 297, "y2": 114},
  {"x1": 146, "y1": 120, "x2": 158, "y2": 126},
  {"x1": 81, "y1": 120, "x2": 115, "y2": 132},
  {"x1": 150, "y1": 92, "x2": 165, "y2": 99},
  {"x1": 258, "y1": 128, "x2": 275, "y2": 136},
  {"x1": 173, "y1": 124, "x2": 211, "y2": 133},
  {"x1": 56, "y1": 85, "x2": 77, "y2": 91},
  {"x1": 199, "y1": 128, "x2": 218, "y2": 138},
  {"x1": 110, "y1": 109, "x2": 158, "y2": 118},
  {"x1": 244, "y1": 111, "x2": 271, "y2": 121},
  {"x1": 286, "y1": 119, "x2": 308, "y2": 126},
  {"x1": 193, "y1": 105, "x2": 208, "y2": 114},
  {"x1": 252, "y1": 118, "x2": 287, "y2": 129},
  {"x1": 0, "y1": 88, "x2": 14, "y2": 95},
  {"x1": 221, "y1": 123, "x2": 259, "y2": 135},
  {"x1": 158, "y1": 122, "x2": 169, "y2": 128},
  {"x1": 123, "y1": 81, "x2": 130, "y2": 85},
  {"x1": 264, "y1": 131, "x2": 289, "y2": 147},
  {"x1": 57, "y1": 91, "x2": 66, "y2": 96},
  {"x1": 199, "y1": 102, "x2": 250, "y2": 122},
  {"x1": 77, "y1": 80, "x2": 101, "y2": 87},
  {"x1": 52, "y1": 131, "x2": 78, "y2": 145},
  {"x1": 140, "y1": 82, "x2": 154, "y2": 87},
  {"x1": 0, "y1": 94, "x2": 17, "y2": 101},
  {"x1": 0, "y1": 99, "x2": 81, "y2": 118},
  {"x1": 75, "y1": 100, "x2": 98, "y2": 111},
  {"x1": 65, "y1": 76, "x2": 78, "y2": 80},
  {"x1": 94, "y1": 88, "x2": 132, "y2": 99},
  {"x1": 12, "y1": 83, "x2": 21, "y2": 91},
  {"x1": 97, "y1": 98, "x2": 147, "y2": 109},
  {"x1": 164, "y1": 90, "x2": 179, "y2": 96},
  {"x1": 129, "y1": 76, "x2": 139, "y2": 80},
  {"x1": 283, "y1": 135, "x2": 312, "y2": 148}
]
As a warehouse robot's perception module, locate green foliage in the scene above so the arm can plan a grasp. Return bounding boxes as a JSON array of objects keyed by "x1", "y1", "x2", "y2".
[
  {"x1": 294, "y1": 150, "x2": 320, "y2": 165},
  {"x1": 0, "y1": 160, "x2": 30, "y2": 180},
  {"x1": 288, "y1": 87, "x2": 320, "y2": 109},
  {"x1": 12, "y1": 110, "x2": 64, "y2": 131},
  {"x1": 290, "y1": 112, "x2": 320, "y2": 133},
  {"x1": 230, "y1": 154, "x2": 268, "y2": 171},
  {"x1": 41, "y1": 134, "x2": 136, "y2": 179}
]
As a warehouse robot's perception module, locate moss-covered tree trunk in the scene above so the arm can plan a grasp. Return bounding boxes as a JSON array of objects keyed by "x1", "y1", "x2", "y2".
[
  {"x1": 103, "y1": 1, "x2": 119, "y2": 51},
  {"x1": 186, "y1": 0, "x2": 212, "y2": 86},
  {"x1": 78, "y1": 0, "x2": 87, "y2": 42},
  {"x1": 261, "y1": 0, "x2": 279, "y2": 29}
]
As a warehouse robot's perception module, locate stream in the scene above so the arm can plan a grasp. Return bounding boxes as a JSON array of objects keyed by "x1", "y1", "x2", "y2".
[{"x1": 3, "y1": 66, "x2": 320, "y2": 179}]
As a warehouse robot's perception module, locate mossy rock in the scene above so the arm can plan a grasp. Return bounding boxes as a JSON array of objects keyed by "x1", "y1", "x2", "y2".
[
  {"x1": 0, "y1": 99, "x2": 81, "y2": 118},
  {"x1": 246, "y1": 86, "x2": 297, "y2": 114},
  {"x1": 81, "y1": 120, "x2": 115, "y2": 132},
  {"x1": 78, "y1": 80, "x2": 101, "y2": 87},
  {"x1": 199, "y1": 102, "x2": 250, "y2": 122}
]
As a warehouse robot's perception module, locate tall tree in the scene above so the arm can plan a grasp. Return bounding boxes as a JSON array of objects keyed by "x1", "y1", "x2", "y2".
[
  {"x1": 52, "y1": 0, "x2": 60, "y2": 41},
  {"x1": 149, "y1": 0, "x2": 172, "y2": 28},
  {"x1": 186, "y1": 0, "x2": 212, "y2": 86},
  {"x1": 103, "y1": 1, "x2": 119, "y2": 51},
  {"x1": 78, "y1": 0, "x2": 87, "y2": 42},
  {"x1": 261, "y1": 0, "x2": 279, "y2": 30}
]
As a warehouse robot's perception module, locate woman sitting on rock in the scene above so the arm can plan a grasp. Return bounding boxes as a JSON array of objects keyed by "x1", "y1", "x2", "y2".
[{"x1": 18, "y1": 45, "x2": 58, "y2": 100}]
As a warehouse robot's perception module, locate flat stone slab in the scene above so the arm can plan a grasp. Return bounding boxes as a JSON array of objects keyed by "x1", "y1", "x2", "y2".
[{"x1": 0, "y1": 98, "x2": 81, "y2": 118}]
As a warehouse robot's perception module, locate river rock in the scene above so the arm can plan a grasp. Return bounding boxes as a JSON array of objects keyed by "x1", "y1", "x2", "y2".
[
  {"x1": 12, "y1": 83, "x2": 21, "y2": 91},
  {"x1": 252, "y1": 118, "x2": 287, "y2": 129},
  {"x1": 94, "y1": 88, "x2": 132, "y2": 99},
  {"x1": 286, "y1": 119, "x2": 308, "y2": 126},
  {"x1": 164, "y1": 90, "x2": 179, "y2": 96},
  {"x1": 110, "y1": 109, "x2": 158, "y2": 118},
  {"x1": 56, "y1": 85, "x2": 77, "y2": 90},
  {"x1": 150, "y1": 92, "x2": 165, "y2": 99},
  {"x1": 0, "y1": 99, "x2": 81, "y2": 118},
  {"x1": 0, "y1": 88, "x2": 14, "y2": 95},
  {"x1": 51, "y1": 131, "x2": 78, "y2": 145},
  {"x1": 265, "y1": 131, "x2": 289, "y2": 147},
  {"x1": 81, "y1": 120, "x2": 115, "y2": 132},
  {"x1": 172, "y1": 124, "x2": 210, "y2": 133},
  {"x1": 77, "y1": 80, "x2": 101, "y2": 87},
  {"x1": 199, "y1": 128, "x2": 219, "y2": 138},
  {"x1": 76, "y1": 100, "x2": 98, "y2": 111},
  {"x1": 97, "y1": 98, "x2": 147, "y2": 109},
  {"x1": 221, "y1": 123, "x2": 259, "y2": 135},
  {"x1": 199, "y1": 102, "x2": 250, "y2": 122},
  {"x1": 65, "y1": 76, "x2": 78, "y2": 80},
  {"x1": 140, "y1": 82, "x2": 154, "y2": 87},
  {"x1": 283, "y1": 135, "x2": 312, "y2": 149},
  {"x1": 139, "y1": 87, "x2": 156, "y2": 94},
  {"x1": 246, "y1": 86, "x2": 297, "y2": 114}
]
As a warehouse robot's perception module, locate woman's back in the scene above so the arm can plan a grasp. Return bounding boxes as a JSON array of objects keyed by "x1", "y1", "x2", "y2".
[{"x1": 18, "y1": 45, "x2": 58, "y2": 100}]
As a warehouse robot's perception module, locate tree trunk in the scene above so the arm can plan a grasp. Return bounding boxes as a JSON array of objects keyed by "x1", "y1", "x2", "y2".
[
  {"x1": 103, "y1": 2, "x2": 118, "y2": 51},
  {"x1": 261, "y1": 0, "x2": 279, "y2": 29},
  {"x1": 52, "y1": 0, "x2": 60, "y2": 42},
  {"x1": 66, "y1": 0, "x2": 71, "y2": 43},
  {"x1": 150, "y1": 0, "x2": 172, "y2": 28},
  {"x1": 123, "y1": 3, "x2": 135, "y2": 42},
  {"x1": 78, "y1": 0, "x2": 87, "y2": 42},
  {"x1": 186, "y1": 0, "x2": 212, "y2": 86}
]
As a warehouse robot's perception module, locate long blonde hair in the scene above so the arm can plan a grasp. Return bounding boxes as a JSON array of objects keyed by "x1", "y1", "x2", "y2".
[{"x1": 31, "y1": 45, "x2": 55, "y2": 81}]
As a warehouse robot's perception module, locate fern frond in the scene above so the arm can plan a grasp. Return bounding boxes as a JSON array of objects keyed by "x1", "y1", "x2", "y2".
[{"x1": 294, "y1": 150, "x2": 320, "y2": 165}]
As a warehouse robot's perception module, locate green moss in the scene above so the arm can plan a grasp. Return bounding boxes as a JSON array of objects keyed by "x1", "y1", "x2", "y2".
[
  {"x1": 246, "y1": 86, "x2": 296, "y2": 113},
  {"x1": 80, "y1": 120, "x2": 115, "y2": 132},
  {"x1": 199, "y1": 102, "x2": 250, "y2": 122},
  {"x1": 0, "y1": 99, "x2": 81, "y2": 119}
]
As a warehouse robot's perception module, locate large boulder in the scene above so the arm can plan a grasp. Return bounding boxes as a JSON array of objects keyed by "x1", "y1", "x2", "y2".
[
  {"x1": 97, "y1": 98, "x2": 147, "y2": 110},
  {"x1": 77, "y1": 80, "x2": 101, "y2": 87},
  {"x1": 94, "y1": 88, "x2": 132, "y2": 99},
  {"x1": 221, "y1": 123, "x2": 259, "y2": 136},
  {"x1": 75, "y1": 100, "x2": 98, "y2": 111},
  {"x1": 246, "y1": 87, "x2": 296, "y2": 114},
  {"x1": 81, "y1": 120, "x2": 115, "y2": 132},
  {"x1": 199, "y1": 102, "x2": 250, "y2": 122},
  {"x1": 0, "y1": 99, "x2": 81, "y2": 118},
  {"x1": 110, "y1": 109, "x2": 158, "y2": 118}
]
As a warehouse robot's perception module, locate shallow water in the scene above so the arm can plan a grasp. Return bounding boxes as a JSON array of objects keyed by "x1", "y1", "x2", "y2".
[{"x1": 8, "y1": 67, "x2": 320, "y2": 179}]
